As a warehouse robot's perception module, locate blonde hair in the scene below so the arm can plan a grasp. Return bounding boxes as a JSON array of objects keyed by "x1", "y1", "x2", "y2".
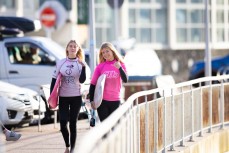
[
  {"x1": 65, "y1": 40, "x2": 84, "y2": 61},
  {"x1": 98, "y1": 42, "x2": 124, "y2": 63}
]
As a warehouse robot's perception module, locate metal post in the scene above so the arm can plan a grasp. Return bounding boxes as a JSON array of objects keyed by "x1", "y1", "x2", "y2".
[
  {"x1": 208, "y1": 82, "x2": 212, "y2": 133},
  {"x1": 114, "y1": 0, "x2": 119, "y2": 40},
  {"x1": 180, "y1": 87, "x2": 185, "y2": 146},
  {"x1": 190, "y1": 85, "x2": 194, "y2": 141},
  {"x1": 199, "y1": 83, "x2": 203, "y2": 136},
  {"x1": 145, "y1": 95, "x2": 149, "y2": 153},
  {"x1": 136, "y1": 98, "x2": 140, "y2": 153},
  {"x1": 154, "y1": 99, "x2": 158, "y2": 153},
  {"x1": 89, "y1": 0, "x2": 96, "y2": 73},
  {"x1": 38, "y1": 88, "x2": 42, "y2": 132},
  {"x1": 170, "y1": 89, "x2": 174, "y2": 151},
  {"x1": 54, "y1": 110, "x2": 57, "y2": 129},
  {"x1": 204, "y1": 0, "x2": 211, "y2": 78},
  {"x1": 220, "y1": 80, "x2": 225, "y2": 129},
  {"x1": 163, "y1": 90, "x2": 166, "y2": 153}
]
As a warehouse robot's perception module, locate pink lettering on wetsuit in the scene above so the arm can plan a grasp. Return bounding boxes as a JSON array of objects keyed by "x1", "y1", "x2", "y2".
[{"x1": 91, "y1": 60, "x2": 127, "y2": 101}]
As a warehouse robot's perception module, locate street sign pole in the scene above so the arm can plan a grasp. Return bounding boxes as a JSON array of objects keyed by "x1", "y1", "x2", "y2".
[
  {"x1": 89, "y1": 0, "x2": 96, "y2": 73},
  {"x1": 114, "y1": 0, "x2": 119, "y2": 41}
]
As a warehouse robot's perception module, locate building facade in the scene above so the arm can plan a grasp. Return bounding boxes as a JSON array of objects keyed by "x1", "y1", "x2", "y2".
[
  {"x1": 0, "y1": 0, "x2": 229, "y2": 51},
  {"x1": 1, "y1": 0, "x2": 229, "y2": 82}
]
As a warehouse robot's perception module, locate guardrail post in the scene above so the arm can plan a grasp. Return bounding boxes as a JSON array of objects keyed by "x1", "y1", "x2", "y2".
[
  {"x1": 180, "y1": 87, "x2": 185, "y2": 146},
  {"x1": 190, "y1": 85, "x2": 194, "y2": 141},
  {"x1": 154, "y1": 98, "x2": 158, "y2": 153},
  {"x1": 54, "y1": 110, "x2": 57, "y2": 129},
  {"x1": 220, "y1": 80, "x2": 225, "y2": 129},
  {"x1": 162, "y1": 90, "x2": 166, "y2": 153},
  {"x1": 208, "y1": 81, "x2": 212, "y2": 133},
  {"x1": 38, "y1": 88, "x2": 42, "y2": 132},
  {"x1": 199, "y1": 82, "x2": 203, "y2": 137},
  {"x1": 170, "y1": 88, "x2": 175, "y2": 151},
  {"x1": 145, "y1": 95, "x2": 149, "y2": 153},
  {"x1": 136, "y1": 98, "x2": 140, "y2": 153}
]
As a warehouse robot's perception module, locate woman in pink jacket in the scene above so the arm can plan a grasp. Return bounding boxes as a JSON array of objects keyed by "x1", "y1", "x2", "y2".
[{"x1": 89, "y1": 42, "x2": 128, "y2": 122}]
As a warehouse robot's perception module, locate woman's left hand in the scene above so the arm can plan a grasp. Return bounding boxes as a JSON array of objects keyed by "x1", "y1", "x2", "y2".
[{"x1": 114, "y1": 61, "x2": 121, "y2": 69}]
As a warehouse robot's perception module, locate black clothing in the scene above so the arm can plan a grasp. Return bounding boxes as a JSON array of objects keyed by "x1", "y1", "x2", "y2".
[{"x1": 59, "y1": 96, "x2": 82, "y2": 149}]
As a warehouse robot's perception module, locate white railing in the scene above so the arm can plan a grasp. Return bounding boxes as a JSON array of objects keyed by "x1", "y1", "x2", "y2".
[{"x1": 76, "y1": 75, "x2": 229, "y2": 153}]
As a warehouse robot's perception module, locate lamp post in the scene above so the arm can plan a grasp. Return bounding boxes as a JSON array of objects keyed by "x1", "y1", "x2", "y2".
[
  {"x1": 89, "y1": 0, "x2": 96, "y2": 72},
  {"x1": 204, "y1": 0, "x2": 211, "y2": 77}
]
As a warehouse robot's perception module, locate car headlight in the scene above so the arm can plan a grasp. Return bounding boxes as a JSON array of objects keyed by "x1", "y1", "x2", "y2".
[{"x1": 0, "y1": 92, "x2": 30, "y2": 104}]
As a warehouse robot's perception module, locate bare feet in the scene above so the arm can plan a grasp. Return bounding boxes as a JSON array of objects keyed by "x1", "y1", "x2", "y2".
[{"x1": 64, "y1": 147, "x2": 70, "y2": 153}]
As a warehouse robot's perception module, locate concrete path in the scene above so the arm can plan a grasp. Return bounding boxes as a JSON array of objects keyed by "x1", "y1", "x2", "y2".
[{"x1": 0, "y1": 119, "x2": 90, "y2": 153}]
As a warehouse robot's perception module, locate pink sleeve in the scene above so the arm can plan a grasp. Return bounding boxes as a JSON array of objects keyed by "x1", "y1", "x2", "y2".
[{"x1": 90, "y1": 66, "x2": 101, "y2": 85}]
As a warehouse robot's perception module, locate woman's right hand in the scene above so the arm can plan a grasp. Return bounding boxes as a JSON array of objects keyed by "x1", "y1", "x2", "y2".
[{"x1": 90, "y1": 101, "x2": 96, "y2": 110}]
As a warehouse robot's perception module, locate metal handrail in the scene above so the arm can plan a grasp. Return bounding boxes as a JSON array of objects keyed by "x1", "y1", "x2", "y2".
[{"x1": 76, "y1": 75, "x2": 229, "y2": 153}]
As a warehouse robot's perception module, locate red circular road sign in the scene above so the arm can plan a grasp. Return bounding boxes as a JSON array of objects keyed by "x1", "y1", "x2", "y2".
[{"x1": 40, "y1": 7, "x2": 56, "y2": 28}]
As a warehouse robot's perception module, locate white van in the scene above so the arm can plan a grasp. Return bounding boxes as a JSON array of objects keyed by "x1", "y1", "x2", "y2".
[{"x1": 0, "y1": 17, "x2": 91, "y2": 122}]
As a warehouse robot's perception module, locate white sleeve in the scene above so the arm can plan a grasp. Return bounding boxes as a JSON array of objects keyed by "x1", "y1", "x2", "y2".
[{"x1": 52, "y1": 59, "x2": 66, "y2": 79}]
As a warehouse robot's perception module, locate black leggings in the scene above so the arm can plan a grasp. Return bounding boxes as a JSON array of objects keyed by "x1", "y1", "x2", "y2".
[
  {"x1": 59, "y1": 96, "x2": 82, "y2": 150},
  {"x1": 97, "y1": 100, "x2": 120, "y2": 122}
]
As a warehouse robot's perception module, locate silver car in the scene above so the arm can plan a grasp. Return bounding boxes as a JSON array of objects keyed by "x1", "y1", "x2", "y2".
[{"x1": 0, "y1": 81, "x2": 46, "y2": 128}]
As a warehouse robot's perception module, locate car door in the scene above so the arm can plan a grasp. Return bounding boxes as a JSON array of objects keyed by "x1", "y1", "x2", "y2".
[{"x1": 4, "y1": 41, "x2": 56, "y2": 92}]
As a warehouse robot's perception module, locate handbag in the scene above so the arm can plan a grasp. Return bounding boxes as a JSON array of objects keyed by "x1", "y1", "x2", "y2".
[
  {"x1": 91, "y1": 74, "x2": 106, "y2": 110},
  {"x1": 48, "y1": 73, "x2": 62, "y2": 109}
]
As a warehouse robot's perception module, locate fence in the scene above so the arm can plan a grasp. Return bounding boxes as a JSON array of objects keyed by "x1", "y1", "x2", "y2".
[{"x1": 76, "y1": 75, "x2": 229, "y2": 153}]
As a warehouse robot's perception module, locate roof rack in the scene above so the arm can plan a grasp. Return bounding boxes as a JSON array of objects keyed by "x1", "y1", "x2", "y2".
[
  {"x1": 0, "y1": 16, "x2": 37, "y2": 32},
  {"x1": 0, "y1": 16, "x2": 41, "y2": 40}
]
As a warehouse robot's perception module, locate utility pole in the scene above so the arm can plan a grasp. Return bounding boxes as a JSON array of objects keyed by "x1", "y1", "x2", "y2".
[
  {"x1": 204, "y1": 0, "x2": 211, "y2": 77},
  {"x1": 89, "y1": 0, "x2": 96, "y2": 72}
]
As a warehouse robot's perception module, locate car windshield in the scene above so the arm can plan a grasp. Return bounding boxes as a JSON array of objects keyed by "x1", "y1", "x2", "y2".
[{"x1": 38, "y1": 38, "x2": 66, "y2": 58}]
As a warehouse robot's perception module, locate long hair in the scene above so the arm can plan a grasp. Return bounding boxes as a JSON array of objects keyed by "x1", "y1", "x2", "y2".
[
  {"x1": 65, "y1": 40, "x2": 84, "y2": 61},
  {"x1": 98, "y1": 42, "x2": 124, "y2": 63}
]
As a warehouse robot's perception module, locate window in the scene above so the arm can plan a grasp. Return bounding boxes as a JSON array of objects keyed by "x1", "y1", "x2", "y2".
[
  {"x1": 176, "y1": 0, "x2": 186, "y2": 3},
  {"x1": 176, "y1": 9, "x2": 187, "y2": 24},
  {"x1": 140, "y1": 28, "x2": 151, "y2": 43},
  {"x1": 216, "y1": 0, "x2": 224, "y2": 5},
  {"x1": 177, "y1": 28, "x2": 187, "y2": 42},
  {"x1": 156, "y1": 28, "x2": 167, "y2": 43},
  {"x1": 140, "y1": 0, "x2": 150, "y2": 2},
  {"x1": 129, "y1": 28, "x2": 136, "y2": 38},
  {"x1": 191, "y1": 0, "x2": 203, "y2": 3},
  {"x1": 217, "y1": 28, "x2": 224, "y2": 42},
  {"x1": 40, "y1": 0, "x2": 71, "y2": 10},
  {"x1": 140, "y1": 9, "x2": 152, "y2": 24},
  {"x1": 191, "y1": 10, "x2": 204, "y2": 23},
  {"x1": 191, "y1": 28, "x2": 204, "y2": 42},
  {"x1": 156, "y1": 9, "x2": 167, "y2": 25},
  {"x1": 6, "y1": 43, "x2": 55, "y2": 65},
  {"x1": 0, "y1": 0, "x2": 15, "y2": 9},
  {"x1": 217, "y1": 10, "x2": 224, "y2": 23},
  {"x1": 129, "y1": 9, "x2": 136, "y2": 24}
]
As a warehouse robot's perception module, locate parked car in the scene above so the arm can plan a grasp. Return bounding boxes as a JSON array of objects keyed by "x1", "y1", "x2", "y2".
[
  {"x1": 189, "y1": 54, "x2": 229, "y2": 85},
  {"x1": 21, "y1": 88, "x2": 46, "y2": 124},
  {"x1": 0, "y1": 81, "x2": 46, "y2": 126},
  {"x1": 0, "y1": 17, "x2": 91, "y2": 122}
]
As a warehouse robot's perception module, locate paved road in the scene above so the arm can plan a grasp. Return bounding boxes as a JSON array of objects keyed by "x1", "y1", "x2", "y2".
[{"x1": 0, "y1": 119, "x2": 90, "y2": 153}]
